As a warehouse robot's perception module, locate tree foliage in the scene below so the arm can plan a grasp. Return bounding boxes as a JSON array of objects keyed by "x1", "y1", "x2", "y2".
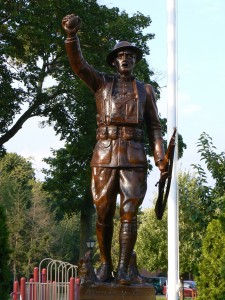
[
  {"x1": 0, "y1": 152, "x2": 82, "y2": 278},
  {"x1": 178, "y1": 171, "x2": 209, "y2": 276},
  {"x1": 197, "y1": 205, "x2": 225, "y2": 300},
  {"x1": 178, "y1": 133, "x2": 225, "y2": 279},
  {"x1": 1, "y1": 0, "x2": 163, "y2": 257},
  {"x1": 52, "y1": 212, "x2": 81, "y2": 264},
  {"x1": 0, "y1": 0, "x2": 155, "y2": 149},
  {"x1": 135, "y1": 149, "x2": 224, "y2": 277},
  {"x1": 189, "y1": 133, "x2": 225, "y2": 295},
  {"x1": 0, "y1": 204, "x2": 11, "y2": 299},
  {"x1": 136, "y1": 172, "x2": 205, "y2": 275},
  {"x1": 136, "y1": 208, "x2": 168, "y2": 272},
  {"x1": 1, "y1": 0, "x2": 187, "y2": 261},
  {"x1": 178, "y1": 134, "x2": 224, "y2": 277},
  {"x1": 0, "y1": 154, "x2": 52, "y2": 277},
  {"x1": 193, "y1": 132, "x2": 225, "y2": 199}
]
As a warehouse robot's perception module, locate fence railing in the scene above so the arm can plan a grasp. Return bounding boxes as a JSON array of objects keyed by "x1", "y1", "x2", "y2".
[{"x1": 12, "y1": 258, "x2": 80, "y2": 300}]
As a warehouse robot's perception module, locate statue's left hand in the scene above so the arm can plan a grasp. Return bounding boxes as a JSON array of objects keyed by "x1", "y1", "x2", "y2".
[
  {"x1": 157, "y1": 160, "x2": 165, "y2": 172},
  {"x1": 157, "y1": 161, "x2": 168, "y2": 179}
]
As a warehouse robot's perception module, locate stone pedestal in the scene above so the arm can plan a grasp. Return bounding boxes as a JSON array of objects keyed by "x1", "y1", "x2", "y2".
[{"x1": 79, "y1": 283, "x2": 156, "y2": 300}]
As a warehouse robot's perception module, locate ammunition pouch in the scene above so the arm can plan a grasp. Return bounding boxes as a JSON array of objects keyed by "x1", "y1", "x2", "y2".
[{"x1": 96, "y1": 126, "x2": 144, "y2": 142}]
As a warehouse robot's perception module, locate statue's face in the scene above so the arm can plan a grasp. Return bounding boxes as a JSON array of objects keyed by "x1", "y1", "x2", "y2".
[{"x1": 113, "y1": 50, "x2": 136, "y2": 76}]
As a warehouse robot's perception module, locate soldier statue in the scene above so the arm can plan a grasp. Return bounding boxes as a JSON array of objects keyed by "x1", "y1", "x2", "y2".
[{"x1": 62, "y1": 14, "x2": 165, "y2": 285}]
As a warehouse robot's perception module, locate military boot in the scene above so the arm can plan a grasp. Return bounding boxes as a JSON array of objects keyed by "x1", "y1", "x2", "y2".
[
  {"x1": 96, "y1": 222, "x2": 114, "y2": 282},
  {"x1": 116, "y1": 221, "x2": 137, "y2": 285}
]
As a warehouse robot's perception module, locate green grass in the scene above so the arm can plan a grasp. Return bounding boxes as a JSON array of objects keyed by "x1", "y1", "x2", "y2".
[{"x1": 156, "y1": 296, "x2": 192, "y2": 300}]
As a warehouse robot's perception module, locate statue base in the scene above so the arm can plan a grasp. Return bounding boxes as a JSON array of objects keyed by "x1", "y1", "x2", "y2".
[{"x1": 79, "y1": 283, "x2": 156, "y2": 300}]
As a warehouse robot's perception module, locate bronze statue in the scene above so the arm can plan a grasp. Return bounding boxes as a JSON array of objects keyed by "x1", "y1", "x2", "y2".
[
  {"x1": 78, "y1": 250, "x2": 97, "y2": 285},
  {"x1": 62, "y1": 14, "x2": 165, "y2": 285}
]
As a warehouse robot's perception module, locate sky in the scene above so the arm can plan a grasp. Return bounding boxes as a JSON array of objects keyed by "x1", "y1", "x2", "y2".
[{"x1": 5, "y1": 0, "x2": 225, "y2": 208}]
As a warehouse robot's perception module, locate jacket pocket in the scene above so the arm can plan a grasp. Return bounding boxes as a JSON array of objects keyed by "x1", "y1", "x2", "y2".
[
  {"x1": 127, "y1": 141, "x2": 147, "y2": 164},
  {"x1": 92, "y1": 140, "x2": 112, "y2": 164},
  {"x1": 96, "y1": 127, "x2": 108, "y2": 140}
]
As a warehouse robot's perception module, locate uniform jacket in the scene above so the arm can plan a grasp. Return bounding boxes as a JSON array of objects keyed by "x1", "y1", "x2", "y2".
[{"x1": 65, "y1": 36, "x2": 165, "y2": 168}]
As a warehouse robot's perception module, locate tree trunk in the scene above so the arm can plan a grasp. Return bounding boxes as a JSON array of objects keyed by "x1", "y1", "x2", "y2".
[
  {"x1": 79, "y1": 188, "x2": 95, "y2": 259},
  {"x1": 79, "y1": 210, "x2": 92, "y2": 258}
]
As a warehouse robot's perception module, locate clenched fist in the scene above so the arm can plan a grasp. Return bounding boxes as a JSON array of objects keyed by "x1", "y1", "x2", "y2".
[{"x1": 62, "y1": 14, "x2": 82, "y2": 36}]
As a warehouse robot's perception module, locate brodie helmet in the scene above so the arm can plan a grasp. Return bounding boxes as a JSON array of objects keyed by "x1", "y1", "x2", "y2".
[{"x1": 106, "y1": 41, "x2": 143, "y2": 67}]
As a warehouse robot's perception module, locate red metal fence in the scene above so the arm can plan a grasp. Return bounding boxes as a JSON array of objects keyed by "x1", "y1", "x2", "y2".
[{"x1": 12, "y1": 258, "x2": 80, "y2": 300}]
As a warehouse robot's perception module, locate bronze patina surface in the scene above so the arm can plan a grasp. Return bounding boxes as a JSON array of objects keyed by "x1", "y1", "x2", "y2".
[
  {"x1": 80, "y1": 283, "x2": 156, "y2": 300},
  {"x1": 62, "y1": 14, "x2": 165, "y2": 286}
]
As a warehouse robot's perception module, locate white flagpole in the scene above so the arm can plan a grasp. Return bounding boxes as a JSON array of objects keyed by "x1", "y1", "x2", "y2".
[{"x1": 167, "y1": 0, "x2": 179, "y2": 299}]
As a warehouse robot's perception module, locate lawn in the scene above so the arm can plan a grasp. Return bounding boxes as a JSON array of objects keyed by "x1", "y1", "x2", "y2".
[{"x1": 156, "y1": 296, "x2": 192, "y2": 300}]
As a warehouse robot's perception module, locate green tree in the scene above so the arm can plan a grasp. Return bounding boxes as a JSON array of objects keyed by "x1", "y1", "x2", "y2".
[
  {"x1": 199, "y1": 133, "x2": 225, "y2": 195},
  {"x1": 197, "y1": 203, "x2": 225, "y2": 300},
  {"x1": 1, "y1": 0, "x2": 157, "y2": 259},
  {"x1": 0, "y1": 153, "x2": 34, "y2": 277},
  {"x1": 7, "y1": 184, "x2": 31, "y2": 279},
  {"x1": 0, "y1": 153, "x2": 35, "y2": 189},
  {"x1": 43, "y1": 145, "x2": 95, "y2": 257},
  {"x1": 135, "y1": 172, "x2": 203, "y2": 275},
  {"x1": 178, "y1": 171, "x2": 210, "y2": 276},
  {"x1": 0, "y1": 153, "x2": 56, "y2": 277},
  {"x1": 135, "y1": 134, "x2": 224, "y2": 278},
  {"x1": 192, "y1": 132, "x2": 225, "y2": 204},
  {"x1": 180, "y1": 133, "x2": 225, "y2": 277},
  {"x1": 0, "y1": 204, "x2": 11, "y2": 300},
  {"x1": 190, "y1": 133, "x2": 225, "y2": 297},
  {"x1": 136, "y1": 208, "x2": 167, "y2": 272},
  {"x1": 1, "y1": 0, "x2": 186, "y2": 259},
  {"x1": 23, "y1": 181, "x2": 56, "y2": 277},
  {"x1": 135, "y1": 170, "x2": 218, "y2": 276},
  {"x1": 0, "y1": 0, "x2": 155, "y2": 149},
  {"x1": 52, "y1": 212, "x2": 81, "y2": 264}
]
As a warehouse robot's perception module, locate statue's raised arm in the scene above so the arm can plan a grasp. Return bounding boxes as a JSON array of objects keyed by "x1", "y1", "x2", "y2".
[{"x1": 62, "y1": 15, "x2": 103, "y2": 93}]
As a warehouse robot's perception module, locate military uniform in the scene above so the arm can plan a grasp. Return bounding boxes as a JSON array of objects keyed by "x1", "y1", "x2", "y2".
[{"x1": 65, "y1": 36, "x2": 165, "y2": 284}]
